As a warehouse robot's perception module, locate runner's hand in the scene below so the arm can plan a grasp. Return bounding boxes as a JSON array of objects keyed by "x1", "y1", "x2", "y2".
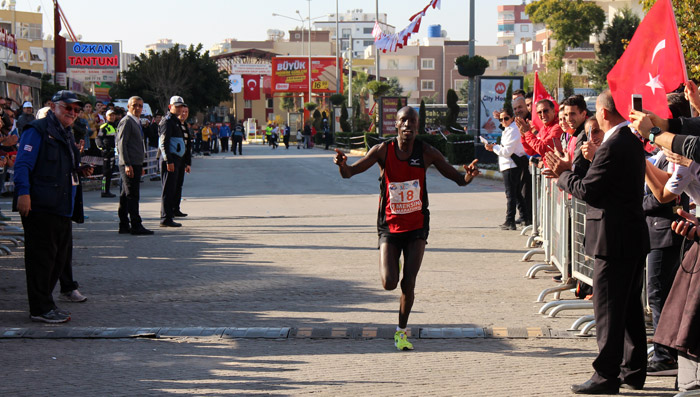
[
  {"x1": 463, "y1": 159, "x2": 480, "y2": 183},
  {"x1": 333, "y1": 148, "x2": 347, "y2": 167}
]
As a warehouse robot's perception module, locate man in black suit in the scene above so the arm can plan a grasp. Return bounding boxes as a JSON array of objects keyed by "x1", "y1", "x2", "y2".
[{"x1": 546, "y1": 90, "x2": 650, "y2": 394}]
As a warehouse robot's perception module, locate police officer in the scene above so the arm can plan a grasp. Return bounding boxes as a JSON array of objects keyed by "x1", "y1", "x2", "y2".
[
  {"x1": 158, "y1": 95, "x2": 186, "y2": 227},
  {"x1": 174, "y1": 104, "x2": 192, "y2": 217},
  {"x1": 95, "y1": 109, "x2": 117, "y2": 198}
]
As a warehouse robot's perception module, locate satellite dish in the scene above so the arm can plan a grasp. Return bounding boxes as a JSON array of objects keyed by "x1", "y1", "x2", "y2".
[{"x1": 37, "y1": 6, "x2": 41, "y2": 12}]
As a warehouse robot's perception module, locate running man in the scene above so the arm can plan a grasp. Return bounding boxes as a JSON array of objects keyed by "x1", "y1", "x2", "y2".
[{"x1": 333, "y1": 106, "x2": 480, "y2": 350}]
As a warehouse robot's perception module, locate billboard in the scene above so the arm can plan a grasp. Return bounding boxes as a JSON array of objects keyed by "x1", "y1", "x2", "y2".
[
  {"x1": 271, "y1": 56, "x2": 340, "y2": 93},
  {"x1": 67, "y1": 41, "x2": 120, "y2": 69},
  {"x1": 379, "y1": 97, "x2": 408, "y2": 136},
  {"x1": 477, "y1": 76, "x2": 523, "y2": 138}
]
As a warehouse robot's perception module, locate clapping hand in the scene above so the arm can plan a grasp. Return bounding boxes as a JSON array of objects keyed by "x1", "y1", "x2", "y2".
[
  {"x1": 672, "y1": 209, "x2": 700, "y2": 240},
  {"x1": 581, "y1": 140, "x2": 598, "y2": 161},
  {"x1": 515, "y1": 117, "x2": 532, "y2": 134},
  {"x1": 544, "y1": 150, "x2": 571, "y2": 178}
]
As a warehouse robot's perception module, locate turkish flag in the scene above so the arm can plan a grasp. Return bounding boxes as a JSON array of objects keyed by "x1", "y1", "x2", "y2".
[
  {"x1": 243, "y1": 75, "x2": 260, "y2": 101},
  {"x1": 607, "y1": 0, "x2": 686, "y2": 119},
  {"x1": 531, "y1": 71, "x2": 558, "y2": 132}
]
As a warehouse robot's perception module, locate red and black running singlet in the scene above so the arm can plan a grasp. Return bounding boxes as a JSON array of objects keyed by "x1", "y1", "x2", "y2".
[{"x1": 377, "y1": 139, "x2": 429, "y2": 234}]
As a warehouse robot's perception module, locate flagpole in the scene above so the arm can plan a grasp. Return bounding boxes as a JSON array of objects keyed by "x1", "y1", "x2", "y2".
[{"x1": 667, "y1": 0, "x2": 688, "y2": 82}]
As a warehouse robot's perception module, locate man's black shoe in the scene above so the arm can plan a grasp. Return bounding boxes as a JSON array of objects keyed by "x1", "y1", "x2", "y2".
[
  {"x1": 101, "y1": 192, "x2": 116, "y2": 198},
  {"x1": 160, "y1": 220, "x2": 182, "y2": 227},
  {"x1": 499, "y1": 222, "x2": 516, "y2": 230},
  {"x1": 131, "y1": 226, "x2": 154, "y2": 235},
  {"x1": 647, "y1": 359, "x2": 678, "y2": 376},
  {"x1": 620, "y1": 382, "x2": 644, "y2": 390},
  {"x1": 571, "y1": 379, "x2": 619, "y2": 395},
  {"x1": 118, "y1": 226, "x2": 131, "y2": 234},
  {"x1": 174, "y1": 211, "x2": 188, "y2": 217}
]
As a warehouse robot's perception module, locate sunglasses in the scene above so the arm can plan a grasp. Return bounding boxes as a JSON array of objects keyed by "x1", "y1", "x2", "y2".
[
  {"x1": 499, "y1": 116, "x2": 511, "y2": 122},
  {"x1": 59, "y1": 103, "x2": 82, "y2": 114}
]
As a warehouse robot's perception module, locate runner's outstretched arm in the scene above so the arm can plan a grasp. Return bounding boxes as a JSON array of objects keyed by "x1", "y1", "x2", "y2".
[
  {"x1": 425, "y1": 145, "x2": 480, "y2": 186},
  {"x1": 334, "y1": 145, "x2": 383, "y2": 178}
]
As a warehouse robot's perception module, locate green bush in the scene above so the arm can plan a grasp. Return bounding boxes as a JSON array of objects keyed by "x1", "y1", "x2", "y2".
[
  {"x1": 335, "y1": 132, "x2": 365, "y2": 149},
  {"x1": 445, "y1": 134, "x2": 475, "y2": 165},
  {"x1": 416, "y1": 134, "x2": 446, "y2": 155}
]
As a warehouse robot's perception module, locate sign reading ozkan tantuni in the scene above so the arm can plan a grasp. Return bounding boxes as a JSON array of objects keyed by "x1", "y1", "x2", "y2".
[{"x1": 66, "y1": 41, "x2": 121, "y2": 69}]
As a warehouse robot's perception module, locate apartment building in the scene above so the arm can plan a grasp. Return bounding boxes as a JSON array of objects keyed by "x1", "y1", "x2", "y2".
[
  {"x1": 314, "y1": 9, "x2": 394, "y2": 59},
  {"x1": 0, "y1": 6, "x2": 47, "y2": 73},
  {"x1": 497, "y1": 3, "x2": 536, "y2": 47}
]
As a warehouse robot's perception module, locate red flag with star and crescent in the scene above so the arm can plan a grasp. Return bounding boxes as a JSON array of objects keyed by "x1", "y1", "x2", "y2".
[
  {"x1": 243, "y1": 75, "x2": 260, "y2": 101},
  {"x1": 607, "y1": 0, "x2": 687, "y2": 119},
  {"x1": 531, "y1": 71, "x2": 558, "y2": 132}
]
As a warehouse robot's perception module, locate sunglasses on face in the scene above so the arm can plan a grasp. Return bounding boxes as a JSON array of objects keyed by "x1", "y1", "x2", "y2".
[
  {"x1": 59, "y1": 103, "x2": 81, "y2": 113},
  {"x1": 499, "y1": 116, "x2": 511, "y2": 122}
]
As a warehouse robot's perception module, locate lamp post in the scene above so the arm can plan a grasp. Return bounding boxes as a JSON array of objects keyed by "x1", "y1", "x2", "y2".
[
  {"x1": 272, "y1": 12, "x2": 305, "y2": 55},
  {"x1": 307, "y1": 0, "x2": 312, "y2": 107}
]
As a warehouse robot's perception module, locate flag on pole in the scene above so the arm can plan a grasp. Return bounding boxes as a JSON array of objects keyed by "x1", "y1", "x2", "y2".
[
  {"x1": 531, "y1": 71, "x2": 558, "y2": 132},
  {"x1": 607, "y1": 0, "x2": 686, "y2": 119}
]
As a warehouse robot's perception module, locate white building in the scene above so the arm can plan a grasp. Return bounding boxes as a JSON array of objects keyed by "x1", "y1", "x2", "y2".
[
  {"x1": 314, "y1": 9, "x2": 394, "y2": 58},
  {"x1": 145, "y1": 39, "x2": 177, "y2": 53}
]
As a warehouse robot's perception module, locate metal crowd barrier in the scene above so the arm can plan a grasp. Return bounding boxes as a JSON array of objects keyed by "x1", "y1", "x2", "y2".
[{"x1": 143, "y1": 148, "x2": 159, "y2": 177}]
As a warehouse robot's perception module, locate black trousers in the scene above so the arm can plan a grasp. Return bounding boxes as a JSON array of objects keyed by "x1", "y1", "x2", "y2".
[
  {"x1": 161, "y1": 158, "x2": 181, "y2": 221},
  {"x1": 519, "y1": 164, "x2": 532, "y2": 222},
  {"x1": 22, "y1": 212, "x2": 72, "y2": 316},
  {"x1": 232, "y1": 136, "x2": 243, "y2": 155},
  {"x1": 647, "y1": 246, "x2": 681, "y2": 362},
  {"x1": 591, "y1": 255, "x2": 647, "y2": 386},
  {"x1": 118, "y1": 164, "x2": 143, "y2": 228},
  {"x1": 102, "y1": 156, "x2": 114, "y2": 193},
  {"x1": 220, "y1": 137, "x2": 229, "y2": 152},
  {"x1": 58, "y1": 244, "x2": 78, "y2": 294},
  {"x1": 502, "y1": 167, "x2": 524, "y2": 223},
  {"x1": 174, "y1": 161, "x2": 186, "y2": 213}
]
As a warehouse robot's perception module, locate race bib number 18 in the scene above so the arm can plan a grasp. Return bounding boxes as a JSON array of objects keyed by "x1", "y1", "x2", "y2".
[{"x1": 388, "y1": 179, "x2": 422, "y2": 214}]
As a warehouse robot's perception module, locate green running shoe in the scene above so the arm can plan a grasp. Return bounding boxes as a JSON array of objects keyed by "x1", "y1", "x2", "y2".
[{"x1": 394, "y1": 330, "x2": 414, "y2": 351}]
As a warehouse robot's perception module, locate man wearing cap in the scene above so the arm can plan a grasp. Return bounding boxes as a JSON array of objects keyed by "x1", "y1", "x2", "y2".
[
  {"x1": 95, "y1": 109, "x2": 118, "y2": 198},
  {"x1": 16, "y1": 101, "x2": 35, "y2": 135},
  {"x1": 13, "y1": 90, "x2": 93, "y2": 323},
  {"x1": 158, "y1": 95, "x2": 186, "y2": 227},
  {"x1": 117, "y1": 96, "x2": 153, "y2": 235}
]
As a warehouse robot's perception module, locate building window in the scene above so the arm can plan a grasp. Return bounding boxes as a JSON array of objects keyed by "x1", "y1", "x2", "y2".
[
  {"x1": 387, "y1": 59, "x2": 399, "y2": 70},
  {"x1": 363, "y1": 40, "x2": 374, "y2": 47},
  {"x1": 266, "y1": 98, "x2": 274, "y2": 108},
  {"x1": 17, "y1": 50, "x2": 28, "y2": 63},
  {"x1": 498, "y1": 24, "x2": 514, "y2": 32},
  {"x1": 363, "y1": 27, "x2": 373, "y2": 34},
  {"x1": 421, "y1": 58, "x2": 435, "y2": 70},
  {"x1": 341, "y1": 28, "x2": 351, "y2": 38},
  {"x1": 244, "y1": 100, "x2": 252, "y2": 108},
  {"x1": 421, "y1": 80, "x2": 435, "y2": 91},
  {"x1": 454, "y1": 79, "x2": 468, "y2": 91},
  {"x1": 520, "y1": 25, "x2": 529, "y2": 32}
]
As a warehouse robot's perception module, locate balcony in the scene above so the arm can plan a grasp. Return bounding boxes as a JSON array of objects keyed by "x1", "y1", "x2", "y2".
[{"x1": 381, "y1": 68, "x2": 419, "y2": 78}]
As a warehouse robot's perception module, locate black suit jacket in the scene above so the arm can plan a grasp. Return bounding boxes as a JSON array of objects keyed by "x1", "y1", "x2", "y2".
[{"x1": 557, "y1": 126, "x2": 650, "y2": 258}]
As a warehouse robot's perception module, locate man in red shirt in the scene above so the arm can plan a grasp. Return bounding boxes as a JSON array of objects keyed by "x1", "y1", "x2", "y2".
[
  {"x1": 516, "y1": 99, "x2": 564, "y2": 165},
  {"x1": 333, "y1": 106, "x2": 479, "y2": 351}
]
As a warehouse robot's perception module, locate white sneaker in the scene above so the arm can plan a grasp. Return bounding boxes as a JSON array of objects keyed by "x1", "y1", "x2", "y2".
[{"x1": 59, "y1": 289, "x2": 87, "y2": 303}]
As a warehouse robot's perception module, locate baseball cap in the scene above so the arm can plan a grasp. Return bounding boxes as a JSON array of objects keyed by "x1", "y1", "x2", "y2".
[
  {"x1": 106, "y1": 109, "x2": 115, "y2": 116},
  {"x1": 51, "y1": 90, "x2": 83, "y2": 105},
  {"x1": 169, "y1": 96, "x2": 185, "y2": 106},
  {"x1": 22, "y1": 101, "x2": 33, "y2": 108}
]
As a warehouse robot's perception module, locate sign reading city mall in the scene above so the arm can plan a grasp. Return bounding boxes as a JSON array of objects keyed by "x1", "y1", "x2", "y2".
[
  {"x1": 66, "y1": 41, "x2": 121, "y2": 82},
  {"x1": 271, "y1": 56, "x2": 341, "y2": 93}
]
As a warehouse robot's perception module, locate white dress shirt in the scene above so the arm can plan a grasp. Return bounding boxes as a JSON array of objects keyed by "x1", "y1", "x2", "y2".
[{"x1": 492, "y1": 120, "x2": 527, "y2": 171}]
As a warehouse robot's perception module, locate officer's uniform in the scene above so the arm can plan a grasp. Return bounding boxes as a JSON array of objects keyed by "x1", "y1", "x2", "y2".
[
  {"x1": 95, "y1": 121, "x2": 117, "y2": 196},
  {"x1": 158, "y1": 112, "x2": 185, "y2": 224}
]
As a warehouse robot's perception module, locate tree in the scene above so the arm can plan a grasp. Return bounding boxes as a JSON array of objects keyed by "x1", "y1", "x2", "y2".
[
  {"x1": 110, "y1": 44, "x2": 230, "y2": 114},
  {"x1": 340, "y1": 104, "x2": 351, "y2": 132},
  {"x1": 445, "y1": 89, "x2": 460, "y2": 129},
  {"x1": 280, "y1": 94, "x2": 296, "y2": 113},
  {"x1": 525, "y1": 0, "x2": 605, "y2": 97},
  {"x1": 421, "y1": 92, "x2": 439, "y2": 104},
  {"x1": 457, "y1": 80, "x2": 469, "y2": 103},
  {"x1": 503, "y1": 81, "x2": 513, "y2": 114},
  {"x1": 386, "y1": 77, "x2": 404, "y2": 97},
  {"x1": 641, "y1": 0, "x2": 700, "y2": 81},
  {"x1": 587, "y1": 8, "x2": 640, "y2": 90},
  {"x1": 562, "y1": 72, "x2": 575, "y2": 98},
  {"x1": 419, "y1": 99, "x2": 426, "y2": 134},
  {"x1": 41, "y1": 74, "x2": 66, "y2": 105}
]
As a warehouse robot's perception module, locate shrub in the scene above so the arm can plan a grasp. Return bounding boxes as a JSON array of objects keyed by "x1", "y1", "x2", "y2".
[{"x1": 445, "y1": 134, "x2": 475, "y2": 165}]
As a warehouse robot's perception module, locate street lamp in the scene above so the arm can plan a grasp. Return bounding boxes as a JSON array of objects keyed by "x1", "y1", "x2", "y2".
[{"x1": 272, "y1": 12, "x2": 305, "y2": 55}]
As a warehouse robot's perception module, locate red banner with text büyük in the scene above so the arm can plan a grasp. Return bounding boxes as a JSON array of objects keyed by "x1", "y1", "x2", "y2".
[{"x1": 271, "y1": 56, "x2": 341, "y2": 94}]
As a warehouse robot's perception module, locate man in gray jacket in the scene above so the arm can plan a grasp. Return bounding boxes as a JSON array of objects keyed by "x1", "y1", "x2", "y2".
[{"x1": 116, "y1": 96, "x2": 153, "y2": 235}]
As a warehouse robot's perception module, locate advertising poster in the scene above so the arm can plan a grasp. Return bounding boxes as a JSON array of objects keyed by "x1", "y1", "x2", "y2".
[
  {"x1": 379, "y1": 97, "x2": 407, "y2": 136},
  {"x1": 477, "y1": 76, "x2": 523, "y2": 139},
  {"x1": 271, "y1": 56, "x2": 341, "y2": 94}
]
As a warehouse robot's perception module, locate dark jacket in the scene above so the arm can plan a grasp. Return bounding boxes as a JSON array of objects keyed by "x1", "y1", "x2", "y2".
[
  {"x1": 13, "y1": 115, "x2": 83, "y2": 222},
  {"x1": 117, "y1": 114, "x2": 145, "y2": 166},
  {"x1": 158, "y1": 113, "x2": 184, "y2": 164},
  {"x1": 557, "y1": 126, "x2": 650, "y2": 258},
  {"x1": 181, "y1": 122, "x2": 192, "y2": 167},
  {"x1": 95, "y1": 122, "x2": 117, "y2": 158},
  {"x1": 643, "y1": 155, "x2": 687, "y2": 250}
]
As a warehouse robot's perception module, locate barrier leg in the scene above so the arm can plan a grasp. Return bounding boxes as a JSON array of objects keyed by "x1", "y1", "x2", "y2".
[
  {"x1": 0, "y1": 244, "x2": 11, "y2": 255},
  {"x1": 536, "y1": 280, "x2": 576, "y2": 303},
  {"x1": 675, "y1": 391, "x2": 700, "y2": 397},
  {"x1": 0, "y1": 237, "x2": 20, "y2": 246},
  {"x1": 577, "y1": 320, "x2": 596, "y2": 336},
  {"x1": 568, "y1": 315, "x2": 595, "y2": 331},
  {"x1": 520, "y1": 224, "x2": 533, "y2": 236},
  {"x1": 525, "y1": 263, "x2": 556, "y2": 278},
  {"x1": 548, "y1": 301, "x2": 593, "y2": 317},
  {"x1": 539, "y1": 299, "x2": 582, "y2": 315},
  {"x1": 521, "y1": 248, "x2": 544, "y2": 262}
]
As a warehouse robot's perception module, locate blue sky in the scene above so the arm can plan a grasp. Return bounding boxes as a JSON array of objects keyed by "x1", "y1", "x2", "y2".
[{"x1": 21, "y1": 0, "x2": 521, "y2": 54}]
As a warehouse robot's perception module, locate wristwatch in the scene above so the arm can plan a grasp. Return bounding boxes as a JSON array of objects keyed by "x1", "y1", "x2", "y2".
[{"x1": 649, "y1": 126, "x2": 663, "y2": 144}]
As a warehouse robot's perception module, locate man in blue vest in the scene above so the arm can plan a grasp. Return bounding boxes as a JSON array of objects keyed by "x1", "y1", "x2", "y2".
[
  {"x1": 159, "y1": 95, "x2": 186, "y2": 227},
  {"x1": 13, "y1": 90, "x2": 93, "y2": 323}
]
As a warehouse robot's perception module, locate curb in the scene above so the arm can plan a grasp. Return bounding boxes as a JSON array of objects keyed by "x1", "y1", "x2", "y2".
[{"x1": 0, "y1": 326, "x2": 588, "y2": 340}]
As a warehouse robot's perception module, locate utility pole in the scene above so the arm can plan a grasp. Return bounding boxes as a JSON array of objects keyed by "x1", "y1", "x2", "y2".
[
  {"x1": 468, "y1": 0, "x2": 477, "y2": 136},
  {"x1": 335, "y1": 0, "x2": 339, "y2": 94},
  {"x1": 308, "y1": 0, "x2": 312, "y2": 105},
  {"x1": 375, "y1": 0, "x2": 380, "y2": 82}
]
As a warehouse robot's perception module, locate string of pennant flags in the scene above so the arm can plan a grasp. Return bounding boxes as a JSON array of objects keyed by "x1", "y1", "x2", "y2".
[{"x1": 372, "y1": 0, "x2": 441, "y2": 53}]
